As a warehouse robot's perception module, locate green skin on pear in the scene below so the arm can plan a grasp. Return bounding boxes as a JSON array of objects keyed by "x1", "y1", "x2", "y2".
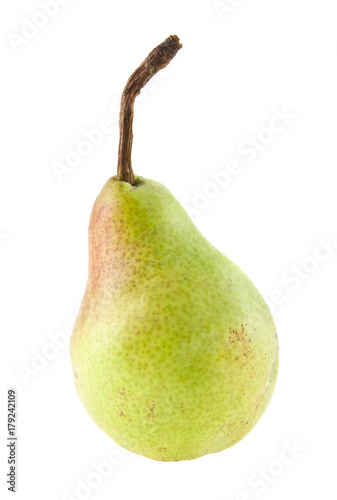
[{"x1": 70, "y1": 176, "x2": 279, "y2": 461}]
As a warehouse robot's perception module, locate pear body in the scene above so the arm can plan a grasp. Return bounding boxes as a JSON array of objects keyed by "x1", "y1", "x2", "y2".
[{"x1": 70, "y1": 177, "x2": 278, "y2": 461}]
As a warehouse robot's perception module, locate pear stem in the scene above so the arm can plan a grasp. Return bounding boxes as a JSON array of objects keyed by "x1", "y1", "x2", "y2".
[{"x1": 116, "y1": 35, "x2": 182, "y2": 185}]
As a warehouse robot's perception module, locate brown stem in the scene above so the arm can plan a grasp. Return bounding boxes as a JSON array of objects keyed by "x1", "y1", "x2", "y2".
[{"x1": 116, "y1": 35, "x2": 182, "y2": 185}]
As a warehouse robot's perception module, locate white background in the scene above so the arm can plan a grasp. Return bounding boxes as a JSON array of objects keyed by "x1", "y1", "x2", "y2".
[{"x1": 1, "y1": 1, "x2": 337, "y2": 499}]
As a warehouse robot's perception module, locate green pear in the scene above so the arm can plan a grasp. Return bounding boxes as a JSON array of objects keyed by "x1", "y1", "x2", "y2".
[{"x1": 70, "y1": 35, "x2": 279, "y2": 462}]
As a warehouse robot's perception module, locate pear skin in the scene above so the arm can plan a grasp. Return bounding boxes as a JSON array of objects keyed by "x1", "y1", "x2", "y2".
[{"x1": 70, "y1": 177, "x2": 278, "y2": 461}]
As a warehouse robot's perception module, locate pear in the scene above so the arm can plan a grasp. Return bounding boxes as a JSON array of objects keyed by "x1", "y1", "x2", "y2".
[{"x1": 70, "y1": 35, "x2": 279, "y2": 462}]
